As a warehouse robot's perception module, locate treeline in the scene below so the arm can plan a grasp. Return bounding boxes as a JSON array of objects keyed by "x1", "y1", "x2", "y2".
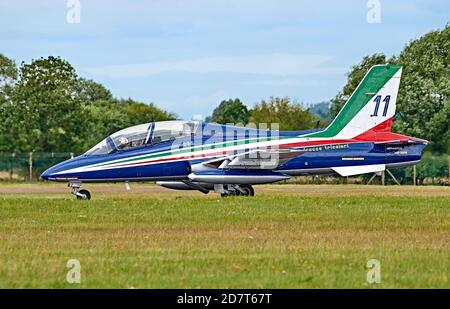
[
  {"x1": 0, "y1": 56, "x2": 176, "y2": 154},
  {"x1": 0, "y1": 55, "x2": 325, "y2": 155},
  {"x1": 205, "y1": 97, "x2": 325, "y2": 131},
  {"x1": 0, "y1": 25, "x2": 449, "y2": 158}
]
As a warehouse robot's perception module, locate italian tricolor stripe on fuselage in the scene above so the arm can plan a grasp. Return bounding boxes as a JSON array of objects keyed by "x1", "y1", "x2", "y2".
[{"x1": 54, "y1": 136, "x2": 356, "y2": 175}]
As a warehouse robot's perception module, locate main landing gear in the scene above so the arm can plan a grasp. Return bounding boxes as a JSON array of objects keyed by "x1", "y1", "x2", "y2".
[
  {"x1": 69, "y1": 182, "x2": 91, "y2": 200},
  {"x1": 220, "y1": 184, "x2": 255, "y2": 197}
]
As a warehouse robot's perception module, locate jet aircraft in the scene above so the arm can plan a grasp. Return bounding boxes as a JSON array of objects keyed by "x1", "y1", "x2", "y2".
[{"x1": 41, "y1": 65, "x2": 427, "y2": 199}]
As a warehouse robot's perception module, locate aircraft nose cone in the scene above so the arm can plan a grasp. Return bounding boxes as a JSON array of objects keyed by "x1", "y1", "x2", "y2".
[
  {"x1": 40, "y1": 166, "x2": 55, "y2": 180},
  {"x1": 40, "y1": 157, "x2": 79, "y2": 181},
  {"x1": 40, "y1": 168, "x2": 50, "y2": 180}
]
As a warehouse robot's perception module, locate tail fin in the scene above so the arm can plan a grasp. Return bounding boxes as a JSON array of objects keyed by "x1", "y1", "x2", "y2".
[{"x1": 307, "y1": 64, "x2": 402, "y2": 139}]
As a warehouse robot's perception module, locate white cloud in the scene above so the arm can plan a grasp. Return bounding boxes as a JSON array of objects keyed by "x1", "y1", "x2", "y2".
[
  {"x1": 83, "y1": 53, "x2": 339, "y2": 78},
  {"x1": 185, "y1": 91, "x2": 229, "y2": 109},
  {"x1": 241, "y1": 77, "x2": 333, "y2": 87},
  {"x1": 153, "y1": 90, "x2": 229, "y2": 120}
]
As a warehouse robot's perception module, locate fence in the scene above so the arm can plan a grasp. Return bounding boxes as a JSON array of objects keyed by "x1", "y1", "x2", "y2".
[
  {"x1": 0, "y1": 152, "x2": 448, "y2": 185},
  {"x1": 0, "y1": 152, "x2": 73, "y2": 181}
]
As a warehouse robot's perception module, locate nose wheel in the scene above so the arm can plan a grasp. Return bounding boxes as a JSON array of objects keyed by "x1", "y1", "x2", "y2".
[
  {"x1": 69, "y1": 182, "x2": 91, "y2": 200},
  {"x1": 77, "y1": 189, "x2": 91, "y2": 200}
]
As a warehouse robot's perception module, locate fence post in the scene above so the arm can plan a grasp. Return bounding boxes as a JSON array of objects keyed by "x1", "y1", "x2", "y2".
[
  {"x1": 28, "y1": 152, "x2": 33, "y2": 181},
  {"x1": 381, "y1": 171, "x2": 385, "y2": 185},
  {"x1": 10, "y1": 153, "x2": 15, "y2": 180}
]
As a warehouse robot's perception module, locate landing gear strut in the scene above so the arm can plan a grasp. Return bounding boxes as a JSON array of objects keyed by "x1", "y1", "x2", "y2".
[
  {"x1": 69, "y1": 182, "x2": 91, "y2": 200},
  {"x1": 220, "y1": 184, "x2": 255, "y2": 197}
]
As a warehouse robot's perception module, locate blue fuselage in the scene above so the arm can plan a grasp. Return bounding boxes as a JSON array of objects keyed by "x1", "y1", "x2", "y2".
[{"x1": 41, "y1": 128, "x2": 426, "y2": 182}]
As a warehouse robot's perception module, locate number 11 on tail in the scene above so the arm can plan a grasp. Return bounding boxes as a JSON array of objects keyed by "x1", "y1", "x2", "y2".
[{"x1": 371, "y1": 95, "x2": 391, "y2": 117}]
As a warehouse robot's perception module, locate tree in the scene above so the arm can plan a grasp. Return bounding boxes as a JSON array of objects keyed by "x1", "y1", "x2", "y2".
[
  {"x1": 329, "y1": 54, "x2": 387, "y2": 118},
  {"x1": 82, "y1": 99, "x2": 129, "y2": 149},
  {"x1": 121, "y1": 98, "x2": 176, "y2": 125},
  {"x1": 406, "y1": 152, "x2": 449, "y2": 184},
  {"x1": 393, "y1": 25, "x2": 450, "y2": 154},
  {"x1": 249, "y1": 97, "x2": 324, "y2": 131},
  {"x1": 309, "y1": 101, "x2": 333, "y2": 124},
  {"x1": 0, "y1": 55, "x2": 178, "y2": 154},
  {"x1": 9, "y1": 56, "x2": 89, "y2": 153},
  {"x1": 0, "y1": 54, "x2": 18, "y2": 152},
  {"x1": 82, "y1": 98, "x2": 176, "y2": 150},
  {"x1": 208, "y1": 98, "x2": 250, "y2": 125},
  {"x1": 74, "y1": 78, "x2": 113, "y2": 104},
  {"x1": 0, "y1": 54, "x2": 17, "y2": 87}
]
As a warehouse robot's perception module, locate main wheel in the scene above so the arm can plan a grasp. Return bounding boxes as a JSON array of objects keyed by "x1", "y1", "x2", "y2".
[
  {"x1": 240, "y1": 184, "x2": 254, "y2": 196},
  {"x1": 77, "y1": 189, "x2": 91, "y2": 200}
]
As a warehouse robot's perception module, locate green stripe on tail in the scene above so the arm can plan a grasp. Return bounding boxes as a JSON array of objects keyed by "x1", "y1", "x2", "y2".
[{"x1": 305, "y1": 64, "x2": 401, "y2": 138}]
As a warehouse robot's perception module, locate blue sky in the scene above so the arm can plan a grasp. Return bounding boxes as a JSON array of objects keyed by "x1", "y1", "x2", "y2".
[{"x1": 0, "y1": 0, "x2": 448, "y2": 119}]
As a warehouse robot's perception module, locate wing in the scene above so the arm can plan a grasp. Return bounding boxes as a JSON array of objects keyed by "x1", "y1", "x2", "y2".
[{"x1": 200, "y1": 148, "x2": 303, "y2": 170}]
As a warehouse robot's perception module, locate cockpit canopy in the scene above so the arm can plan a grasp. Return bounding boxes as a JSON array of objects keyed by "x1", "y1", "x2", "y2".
[{"x1": 84, "y1": 121, "x2": 199, "y2": 156}]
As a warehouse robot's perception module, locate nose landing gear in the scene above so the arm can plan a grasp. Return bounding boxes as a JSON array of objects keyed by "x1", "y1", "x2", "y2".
[{"x1": 69, "y1": 182, "x2": 91, "y2": 200}]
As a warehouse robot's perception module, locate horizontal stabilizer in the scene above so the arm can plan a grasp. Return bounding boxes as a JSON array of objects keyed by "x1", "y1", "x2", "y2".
[{"x1": 332, "y1": 164, "x2": 385, "y2": 176}]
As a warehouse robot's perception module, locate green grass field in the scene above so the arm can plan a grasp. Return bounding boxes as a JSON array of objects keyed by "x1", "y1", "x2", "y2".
[{"x1": 0, "y1": 183, "x2": 449, "y2": 288}]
